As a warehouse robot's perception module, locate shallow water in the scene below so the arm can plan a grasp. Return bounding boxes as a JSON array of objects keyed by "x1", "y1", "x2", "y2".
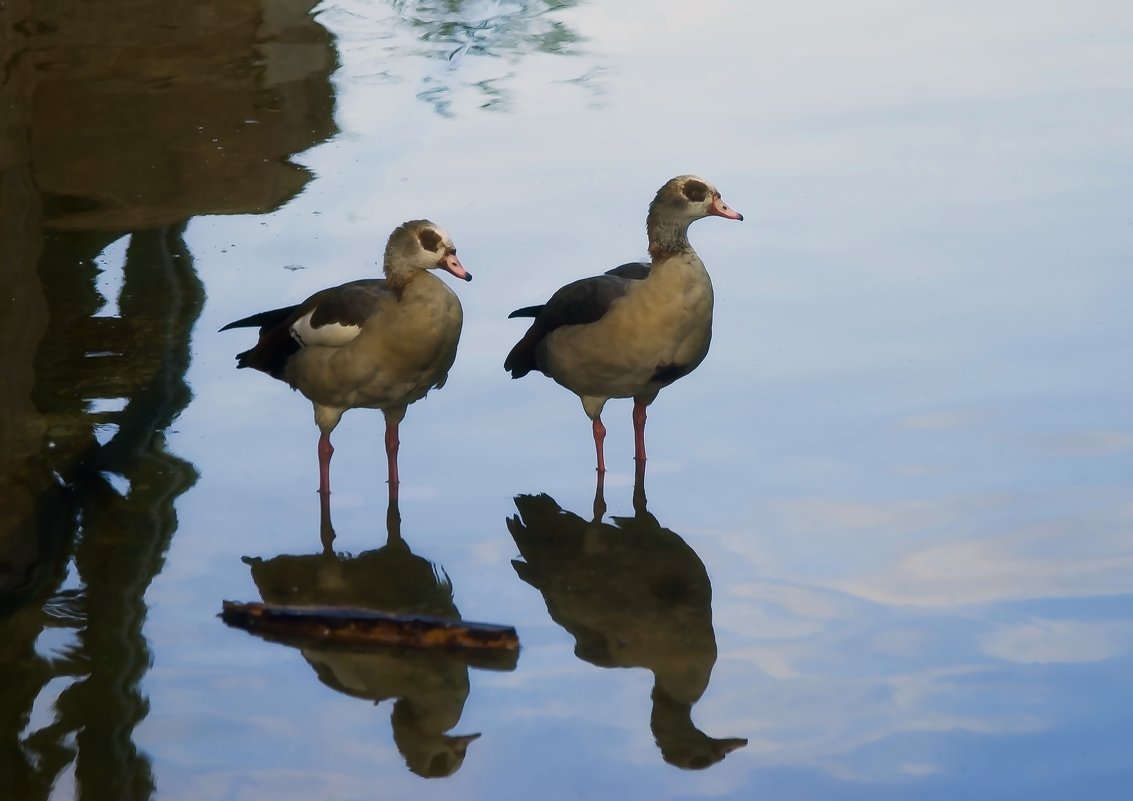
[{"x1": 3, "y1": 0, "x2": 1133, "y2": 798}]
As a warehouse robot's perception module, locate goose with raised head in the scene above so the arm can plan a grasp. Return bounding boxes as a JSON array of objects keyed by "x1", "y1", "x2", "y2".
[
  {"x1": 504, "y1": 175, "x2": 742, "y2": 473},
  {"x1": 222, "y1": 220, "x2": 471, "y2": 498}
]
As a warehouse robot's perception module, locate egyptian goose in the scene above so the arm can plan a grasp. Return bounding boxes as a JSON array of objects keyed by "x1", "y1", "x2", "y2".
[
  {"x1": 504, "y1": 175, "x2": 742, "y2": 473},
  {"x1": 221, "y1": 220, "x2": 471, "y2": 498}
]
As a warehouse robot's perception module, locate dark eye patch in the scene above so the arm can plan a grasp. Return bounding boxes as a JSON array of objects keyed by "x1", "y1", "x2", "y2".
[
  {"x1": 418, "y1": 228, "x2": 443, "y2": 252},
  {"x1": 682, "y1": 179, "x2": 708, "y2": 203}
]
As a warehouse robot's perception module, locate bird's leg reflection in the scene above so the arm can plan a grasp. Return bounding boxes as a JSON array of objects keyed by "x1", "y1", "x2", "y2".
[
  {"x1": 321, "y1": 489, "x2": 403, "y2": 554},
  {"x1": 592, "y1": 460, "x2": 648, "y2": 521},
  {"x1": 633, "y1": 458, "x2": 647, "y2": 515},
  {"x1": 593, "y1": 470, "x2": 607, "y2": 521},
  {"x1": 386, "y1": 493, "x2": 403, "y2": 544}
]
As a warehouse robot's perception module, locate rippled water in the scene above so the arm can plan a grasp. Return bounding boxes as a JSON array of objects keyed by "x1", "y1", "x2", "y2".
[{"x1": 3, "y1": 1, "x2": 1133, "y2": 798}]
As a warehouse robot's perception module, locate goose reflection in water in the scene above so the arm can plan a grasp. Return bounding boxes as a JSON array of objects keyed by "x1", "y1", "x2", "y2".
[
  {"x1": 242, "y1": 496, "x2": 492, "y2": 778},
  {"x1": 508, "y1": 469, "x2": 747, "y2": 769}
]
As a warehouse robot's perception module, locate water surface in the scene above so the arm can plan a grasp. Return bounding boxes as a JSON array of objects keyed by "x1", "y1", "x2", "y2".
[{"x1": 3, "y1": 1, "x2": 1133, "y2": 799}]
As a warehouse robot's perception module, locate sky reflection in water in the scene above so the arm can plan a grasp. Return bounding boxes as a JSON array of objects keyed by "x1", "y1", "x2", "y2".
[{"x1": 4, "y1": 0, "x2": 1133, "y2": 799}]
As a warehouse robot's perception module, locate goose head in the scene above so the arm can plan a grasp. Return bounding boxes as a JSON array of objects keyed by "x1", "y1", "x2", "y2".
[
  {"x1": 384, "y1": 219, "x2": 472, "y2": 286},
  {"x1": 646, "y1": 175, "x2": 742, "y2": 257},
  {"x1": 650, "y1": 175, "x2": 743, "y2": 224}
]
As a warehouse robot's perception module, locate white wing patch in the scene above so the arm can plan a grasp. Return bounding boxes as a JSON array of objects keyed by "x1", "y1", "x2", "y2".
[{"x1": 290, "y1": 310, "x2": 362, "y2": 348}]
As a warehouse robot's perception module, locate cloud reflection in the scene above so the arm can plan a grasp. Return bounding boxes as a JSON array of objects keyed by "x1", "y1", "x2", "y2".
[
  {"x1": 981, "y1": 618, "x2": 1133, "y2": 664},
  {"x1": 755, "y1": 493, "x2": 1133, "y2": 607},
  {"x1": 700, "y1": 482, "x2": 1133, "y2": 783}
]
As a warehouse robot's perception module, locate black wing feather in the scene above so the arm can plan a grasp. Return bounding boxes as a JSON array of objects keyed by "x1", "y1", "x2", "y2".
[
  {"x1": 508, "y1": 304, "x2": 545, "y2": 319},
  {"x1": 219, "y1": 305, "x2": 298, "y2": 332},
  {"x1": 505, "y1": 263, "x2": 648, "y2": 378},
  {"x1": 604, "y1": 261, "x2": 651, "y2": 280}
]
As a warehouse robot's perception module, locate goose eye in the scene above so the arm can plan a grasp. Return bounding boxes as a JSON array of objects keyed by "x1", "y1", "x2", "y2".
[
  {"x1": 682, "y1": 180, "x2": 708, "y2": 203},
  {"x1": 418, "y1": 229, "x2": 443, "y2": 252}
]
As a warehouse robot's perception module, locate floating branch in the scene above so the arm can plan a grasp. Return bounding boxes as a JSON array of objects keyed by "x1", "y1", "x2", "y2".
[{"x1": 221, "y1": 601, "x2": 520, "y2": 660}]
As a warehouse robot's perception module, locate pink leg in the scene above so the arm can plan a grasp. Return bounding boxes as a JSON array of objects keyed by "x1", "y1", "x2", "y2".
[
  {"x1": 385, "y1": 416, "x2": 400, "y2": 498},
  {"x1": 317, "y1": 432, "x2": 334, "y2": 496},
  {"x1": 592, "y1": 416, "x2": 607, "y2": 475},
  {"x1": 632, "y1": 398, "x2": 648, "y2": 464}
]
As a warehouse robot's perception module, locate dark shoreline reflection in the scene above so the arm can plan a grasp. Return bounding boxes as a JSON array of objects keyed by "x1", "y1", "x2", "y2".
[
  {"x1": 1, "y1": 226, "x2": 202, "y2": 801},
  {"x1": 508, "y1": 470, "x2": 748, "y2": 769},
  {"x1": 242, "y1": 495, "x2": 501, "y2": 778},
  {"x1": 0, "y1": 2, "x2": 337, "y2": 798}
]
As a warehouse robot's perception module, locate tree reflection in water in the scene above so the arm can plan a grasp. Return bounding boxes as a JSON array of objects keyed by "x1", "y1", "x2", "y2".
[
  {"x1": 0, "y1": 2, "x2": 337, "y2": 797},
  {"x1": 2, "y1": 225, "x2": 203, "y2": 800},
  {"x1": 508, "y1": 470, "x2": 748, "y2": 769}
]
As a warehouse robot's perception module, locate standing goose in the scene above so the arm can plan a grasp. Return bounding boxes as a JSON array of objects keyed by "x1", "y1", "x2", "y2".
[
  {"x1": 504, "y1": 175, "x2": 742, "y2": 473},
  {"x1": 222, "y1": 220, "x2": 471, "y2": 498}
]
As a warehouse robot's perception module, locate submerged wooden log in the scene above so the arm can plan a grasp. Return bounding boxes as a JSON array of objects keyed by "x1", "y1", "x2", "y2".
[{"x1": 220, "y1": 601, "x2": 520, "y2": 653}]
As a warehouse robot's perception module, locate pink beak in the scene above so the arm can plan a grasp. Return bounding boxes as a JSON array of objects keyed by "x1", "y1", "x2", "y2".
[
  {"x1": 440, "y1": 253, "x2": 472, "y2": 281},
  {"x1": 708, "y1": 195, "x2": 743, "y2": 221}
]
